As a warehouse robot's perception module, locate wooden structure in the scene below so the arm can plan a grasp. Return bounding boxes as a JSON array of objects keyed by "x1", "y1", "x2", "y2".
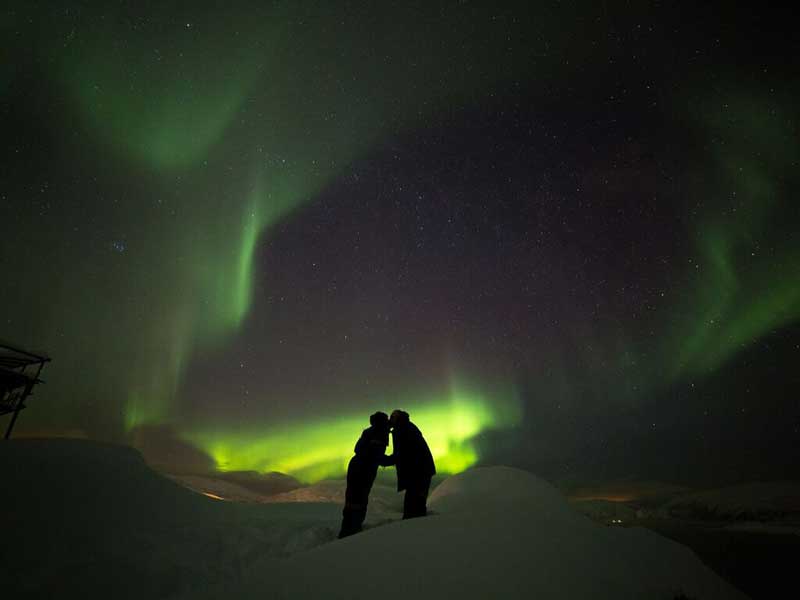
[{"x1": 0, "y1": 342, "x2": 50, "y2": 439}]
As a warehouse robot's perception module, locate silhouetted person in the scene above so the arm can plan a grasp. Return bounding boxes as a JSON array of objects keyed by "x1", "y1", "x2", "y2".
[
  {"x1": 339, "y1": 411, "x2": 392, "y2": 538},
  {"x1": 385, "y1": 409, "x2": 436, "y2": 519}
]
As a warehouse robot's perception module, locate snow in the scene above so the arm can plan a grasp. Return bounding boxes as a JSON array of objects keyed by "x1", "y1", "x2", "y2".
[
  {"x1": 2, "y1": 440, "x2": 748, "y2": 599},
  {"x1": 1, "y1": 439, "x2": 339, "y2": 597},
  {"x1": 200, "y1": 467, "x2": 748, "y2": 600}
]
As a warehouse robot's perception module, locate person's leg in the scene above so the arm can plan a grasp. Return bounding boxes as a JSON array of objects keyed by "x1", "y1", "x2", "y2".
[
  {"x1": 402, "y1": 489, "x2": 422, "y2": 518},
  {"x1": 402, "y1": 487, "x2": 413, "y2": 519},
  {"x1": 418, "y1": 476, "x2": 431, "y2": 515},
  {"x1": 402, "y1": 478, "x2": 431, "y2": 519},
  {"x1": 339, "y1": 483, "x2": 369, "y2": 537},
  {"x1": 339, "y1": 504, "x2": 367, "y2": 537}
]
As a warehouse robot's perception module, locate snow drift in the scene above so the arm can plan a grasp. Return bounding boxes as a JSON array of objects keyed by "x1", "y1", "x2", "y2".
[
  {"x1": 2, "y1": 440, "x2": 748, "y2": 599},
  {"x1": 201, "y1": 467, "x2": 748, "y2": 600},
  {"x1": 0, "y1": 439, "x2": 339, "y2": 598}
]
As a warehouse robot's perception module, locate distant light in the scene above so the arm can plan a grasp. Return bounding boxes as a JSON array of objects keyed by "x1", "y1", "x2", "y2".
[{"x1": 202, "y1": 492, "x2": 225, "y2": 501}]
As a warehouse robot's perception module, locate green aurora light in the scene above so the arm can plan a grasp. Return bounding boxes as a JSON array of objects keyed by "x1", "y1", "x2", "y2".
[
  {"x1": 56, "y1": 11, "x2": 266, "y2": 171},
  {"x1": 46, "y1": 7, "x2": 556, "y2": 433},
  {"x1": 9, "y1": 6, "x2": 796, "y2": 481},
  {"x1": 184, "y1": 381, "x2": 521, "y2": 482},
  {"x1": 668, "y1": 93, "x2": 800, "y2": 379}
]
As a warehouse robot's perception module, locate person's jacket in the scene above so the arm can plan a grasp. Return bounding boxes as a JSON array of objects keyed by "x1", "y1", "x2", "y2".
[
  {"x1": 387, "y1": 421, "x2": 436, "y2": 491},
  {"x1": 349, "y1": 425, "x2": 392, "y2": 478}
]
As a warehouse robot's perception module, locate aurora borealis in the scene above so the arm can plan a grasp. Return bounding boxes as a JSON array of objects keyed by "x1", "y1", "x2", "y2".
[
  {"x1": 2, "y1": 3, "x2": 798, "y2": 485},
  {"x1": 187, "y1": 378, "x2": 521, "y2": 482}
]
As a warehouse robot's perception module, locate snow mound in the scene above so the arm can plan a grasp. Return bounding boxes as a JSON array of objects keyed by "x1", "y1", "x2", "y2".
[
  {"x1": 2, "y1": 442, "x2": 751, "y2": 600},
  {"x1": 429, "y1": 465, "x2": 572, "y2": 516},
  {"x1": 0, "y1": 439, "x2": 341, "y2": 598},
  {"x1": 204, "y1": 467, "x2": 748, "y2": 600}
]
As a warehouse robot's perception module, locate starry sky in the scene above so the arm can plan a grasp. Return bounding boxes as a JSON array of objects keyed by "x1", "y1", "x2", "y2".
[{"x1": 2, "y1": 2, "x2": 799, "y2": 485}]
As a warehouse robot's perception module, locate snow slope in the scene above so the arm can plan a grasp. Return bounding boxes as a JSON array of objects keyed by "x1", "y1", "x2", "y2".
[
  {"x1": 0, "y1": 439, "x2": 339, "y2": 598},
  {"x1": 201, "y1": 467, "x2": 748, "y2": 600},
  {"x1": 2, "y1": 440, "x2": 748, "y2": 599}
]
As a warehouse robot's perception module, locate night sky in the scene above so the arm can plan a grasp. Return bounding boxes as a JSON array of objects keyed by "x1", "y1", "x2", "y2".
[{"x1": 2, "y1": 2, "x2": 799, "y2": 485}]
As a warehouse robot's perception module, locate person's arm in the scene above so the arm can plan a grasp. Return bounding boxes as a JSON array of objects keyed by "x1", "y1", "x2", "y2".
[
  {"x1": 353, "y1": 433, "x2": 368, "y2": 455},
  {"x1": 380, "y1": 453, "x2": 395, "y2": 467}
]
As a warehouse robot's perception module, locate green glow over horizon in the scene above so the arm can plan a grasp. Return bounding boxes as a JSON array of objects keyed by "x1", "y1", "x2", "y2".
[{"x1": 183, "y1": 381, "x2": 521, "y2": 482}]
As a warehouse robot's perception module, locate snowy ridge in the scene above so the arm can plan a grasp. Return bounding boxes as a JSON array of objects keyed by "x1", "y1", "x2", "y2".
[
  {"x1": 2, "y1": 440, "x2": 748, "y2": 599},
  {"x1": 202, "y1": 467, "x2": 748, "y2": 600}
]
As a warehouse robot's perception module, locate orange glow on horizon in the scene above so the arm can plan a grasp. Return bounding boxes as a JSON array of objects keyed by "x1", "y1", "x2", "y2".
[{"x1": 201, "y1": 492, "x2": 226, "y2": 501}]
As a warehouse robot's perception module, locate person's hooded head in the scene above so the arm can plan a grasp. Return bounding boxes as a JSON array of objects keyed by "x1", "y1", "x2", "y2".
[
  {"x1": 389, "y1": 409, "x2": 410, "y2": 429},
  {"x1": 370, "y1": 411, "x2": 389, "y2": 431}
]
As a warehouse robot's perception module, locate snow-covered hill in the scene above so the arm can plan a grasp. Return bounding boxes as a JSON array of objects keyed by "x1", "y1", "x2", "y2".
[
  {"x1": 0, "y1": 439, "x2": 339, "y2": 598},
  {"x1": 1, "y1": 440, "x2": 747, "y2": 599},
  {"x1": 210, "y1": 466, "x2": 747, "y2": 600}
]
